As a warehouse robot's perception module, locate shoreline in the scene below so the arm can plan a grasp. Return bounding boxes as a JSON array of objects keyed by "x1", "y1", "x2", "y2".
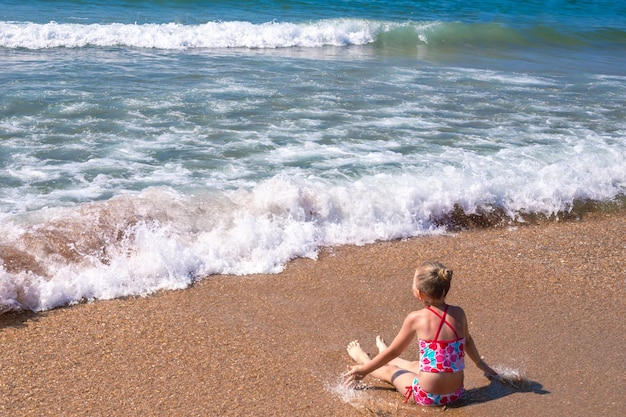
[{"x1": 1, "y1": 212, "x2": 625, "y2": 416}]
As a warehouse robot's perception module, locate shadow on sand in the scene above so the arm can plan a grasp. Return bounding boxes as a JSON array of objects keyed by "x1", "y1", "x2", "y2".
[{"x1": 446, "y1": 376, "x2": 550, "y2": 408}]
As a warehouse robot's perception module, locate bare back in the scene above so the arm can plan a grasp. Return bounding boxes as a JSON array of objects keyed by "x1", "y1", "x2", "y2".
[{"x1": 414, "y1": 304, "x2": 466, "y2": 394}]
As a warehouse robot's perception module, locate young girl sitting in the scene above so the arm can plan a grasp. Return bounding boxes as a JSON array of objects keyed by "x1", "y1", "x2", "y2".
[{"x1": 344, "y1": 260, "x2": 497, "y2": 406}]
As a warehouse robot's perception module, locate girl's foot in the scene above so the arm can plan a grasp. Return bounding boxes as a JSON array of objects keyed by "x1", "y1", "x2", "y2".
[
  {"x1": 347, "y1": 340, "x2": 370, "y2": 365},
  {"x1": 375, "y1": 336, "x2": 388, "y2": 354}
]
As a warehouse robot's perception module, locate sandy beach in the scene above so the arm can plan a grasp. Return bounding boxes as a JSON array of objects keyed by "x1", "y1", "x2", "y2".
[{"x1": 1, "y1": 212, "x2": 625, "y2": 416}]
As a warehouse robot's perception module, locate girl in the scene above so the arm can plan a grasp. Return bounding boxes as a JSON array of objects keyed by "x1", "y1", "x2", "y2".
[{"x1": 344, "y1": 261, "x2": 497, "y2": 406}]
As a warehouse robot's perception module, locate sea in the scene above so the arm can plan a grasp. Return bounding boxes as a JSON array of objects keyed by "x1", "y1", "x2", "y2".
[{"x1": 1, "y1": 0, "x2": 625, "y2": 314}]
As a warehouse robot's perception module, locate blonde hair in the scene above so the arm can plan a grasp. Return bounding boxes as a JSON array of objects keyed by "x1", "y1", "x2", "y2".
[{"x1": 413, "y1": 261, "x2": 453, "y2": 300}]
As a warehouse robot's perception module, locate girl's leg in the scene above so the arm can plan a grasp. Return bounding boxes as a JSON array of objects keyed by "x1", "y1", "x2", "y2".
[
  {"x1": 346, "y1": 340, "x2": 417, "y2": 394},
  {"x1": 375, "y1": 336, "x2": 420, "y2": 373}
]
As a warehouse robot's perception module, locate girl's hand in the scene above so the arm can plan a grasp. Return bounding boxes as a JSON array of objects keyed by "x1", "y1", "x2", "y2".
[
  {"x1": 478, "y1": 359, "x2": 497, "y2": 378},
  {"x1": 343, "y1": 365, "x2": 366, "y2": 387}
]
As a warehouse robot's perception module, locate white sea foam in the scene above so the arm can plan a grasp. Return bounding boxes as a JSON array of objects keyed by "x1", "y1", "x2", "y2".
[
  {"x1": 0, "y1": 19, "x2": 387, "y2": 50},
  {"x1": 462, "y1": 68, "x2": 557, "y2": 86}
]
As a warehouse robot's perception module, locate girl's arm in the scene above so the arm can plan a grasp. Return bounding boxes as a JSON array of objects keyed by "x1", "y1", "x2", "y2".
[{"x1": 346, "y1": 312, "x2": 418, "y2": 380}]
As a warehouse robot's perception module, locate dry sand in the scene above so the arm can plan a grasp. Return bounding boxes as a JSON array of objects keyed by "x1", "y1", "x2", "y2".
[{"x1": 1, "y1": 212, "x2": 625, "y2": 416}]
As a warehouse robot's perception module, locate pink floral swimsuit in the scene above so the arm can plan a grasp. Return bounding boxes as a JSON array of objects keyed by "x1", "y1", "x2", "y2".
[
  {"x1": 404, "y1": 381, "x2": 464, "y2": 406},
  {"x1": 404, "y1": 305, "x2": 466, "y2": 406}
]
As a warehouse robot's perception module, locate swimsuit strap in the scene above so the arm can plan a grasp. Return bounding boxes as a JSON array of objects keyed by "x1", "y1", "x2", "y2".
[
  {"x1": 433, "y1": 305, "x2": 447, "y2": 340},
  {"x1": 426, "y1": 305, "x2": 460, "y2": 340}
]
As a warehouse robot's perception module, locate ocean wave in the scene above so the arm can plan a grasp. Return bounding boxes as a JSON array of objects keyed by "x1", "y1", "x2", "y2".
[
  {"x1": 1, "y1": 19, "x2": 624, "y2": 50},
  {"x1": 0, "y1": 19, "x2": 382, "y2": 49},
  {"x1": 1, "y1": 168, "x2": 624, "y2": 314}
]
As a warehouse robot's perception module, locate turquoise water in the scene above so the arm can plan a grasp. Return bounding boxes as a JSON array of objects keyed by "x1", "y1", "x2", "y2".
[{"x1": 1, "y1": 0, "x2": 625, "y2": 313}]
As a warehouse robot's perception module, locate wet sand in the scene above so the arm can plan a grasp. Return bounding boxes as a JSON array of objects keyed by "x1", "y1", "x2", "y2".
[{"x1": 1, "y1": 212, "x2": 625, "y2": 416}]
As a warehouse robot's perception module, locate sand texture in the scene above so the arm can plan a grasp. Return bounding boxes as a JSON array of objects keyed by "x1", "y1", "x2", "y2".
[{"x1": 1, "y1": 213, "x2": 625, "y2": 416}]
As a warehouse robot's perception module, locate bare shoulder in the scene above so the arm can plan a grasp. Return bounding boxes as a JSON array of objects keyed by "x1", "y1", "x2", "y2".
[
  {"x1": 446, "y1": 304, "x2": 468, "y2": 326},
  {"x1": 406, "y1": 308, "x2": 428, "y2": 322},
  {"x1": 403, "y1": 308, "x2": 428, "y2": 328},
  {"x1": 407, "y1": 307, "x2": 435, "y2": 331},
  {"x1": 447, "y1": 304, "x2": 466, "y2": 316}
]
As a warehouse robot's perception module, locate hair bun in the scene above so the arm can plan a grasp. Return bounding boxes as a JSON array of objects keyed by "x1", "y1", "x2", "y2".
[
  {"x1": 437, "y1": 268, "x2": 453, "y2": 282},
  {"x1": 414, "y1": 261, "x2": 453, "y2": 300}
]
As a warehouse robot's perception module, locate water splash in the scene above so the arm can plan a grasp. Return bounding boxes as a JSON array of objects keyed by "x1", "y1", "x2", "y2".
[{"x1": 492, "y1": 365, "x2": 532, "y2": 390}]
